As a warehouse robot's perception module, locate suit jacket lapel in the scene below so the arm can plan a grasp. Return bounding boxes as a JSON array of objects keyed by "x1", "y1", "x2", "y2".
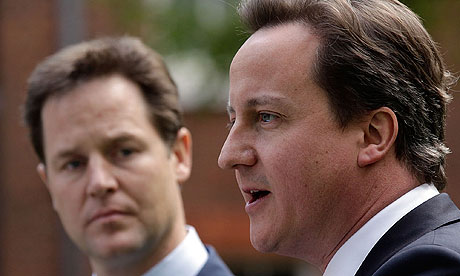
[{"x1": 355, "y1": 193, "x2": 460, "y2": 276}]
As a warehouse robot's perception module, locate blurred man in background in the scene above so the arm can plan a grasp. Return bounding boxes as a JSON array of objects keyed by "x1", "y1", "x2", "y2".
[
  {"x1": 219, "y1": 0, "x2": 460, "y2": 275},
  {"x1": 24, "y1": 36, "x2": 234, "y2": 276}
]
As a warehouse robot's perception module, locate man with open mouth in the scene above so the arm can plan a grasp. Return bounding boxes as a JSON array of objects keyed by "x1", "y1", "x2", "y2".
[{"x1": 219, "y1": 0, "x2": 460, "y2": 275}]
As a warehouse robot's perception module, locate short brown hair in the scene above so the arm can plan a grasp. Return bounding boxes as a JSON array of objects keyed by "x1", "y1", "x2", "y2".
[
  {"x1": 24, "y1": 36, "x2": 182, "y2": 163},
  {"x1": 238, "y1": 0, "x2": 456, "y2": 190}
]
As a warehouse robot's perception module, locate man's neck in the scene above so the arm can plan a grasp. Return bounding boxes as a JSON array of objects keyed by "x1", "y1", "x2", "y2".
[
  {"x1": 323, "y1": 183, "x2": 439, "y2": 276},
  {"x1": 319, "y1": 165, "x2": 420, "y2": 271}
]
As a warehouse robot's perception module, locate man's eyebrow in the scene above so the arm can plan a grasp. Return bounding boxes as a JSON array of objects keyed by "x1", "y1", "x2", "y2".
[
  {"x1": 226, "y1": 95, "x2": 290, "y2": 115},
  {"x1": 53, "y1": 147, "x2": 80, "y2": 160},
  {"x1": 50, "y1": 148, "x2": 80, "y2": 168},
  {"x1": 109, "y1": 133, "x2": 140, "y2": 144},
  {"x1": 246, "y1": 95, "x2": 288, "y2": 107}
]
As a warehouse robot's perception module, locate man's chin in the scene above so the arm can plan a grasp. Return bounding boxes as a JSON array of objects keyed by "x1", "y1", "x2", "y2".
[
  {"x1": 249, "y1": 226, "x2": 279, "y2": 254},
  {"x1": 85, "y1": 232, "x2": 147, "y2": 261}
]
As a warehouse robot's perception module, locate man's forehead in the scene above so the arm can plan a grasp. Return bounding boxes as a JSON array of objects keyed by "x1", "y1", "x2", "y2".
[
  {"x1": 230, "y1": 22, "x2": 320, "y2": 86},
  {"x1": 41, "y1": 75, "x2": 154, "y2": 156},
  {"x1": 235, "y1": 22, "x2": 318, "y2": 57},
  {"x1": 43, "y1": 75, "x2": 144, "y2": 116}
]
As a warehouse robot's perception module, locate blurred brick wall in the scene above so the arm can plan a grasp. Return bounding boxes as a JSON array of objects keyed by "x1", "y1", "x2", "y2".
[{"x1": 0, "y1": 0, "x2": 61, "y2": 275}]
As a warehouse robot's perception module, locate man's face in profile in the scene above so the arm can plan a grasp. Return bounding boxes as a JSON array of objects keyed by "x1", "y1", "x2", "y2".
[
  {"x1": 218, "y1": 23, "x2": 362, "y2": 258},
  {"x1": 38, "y1": 74, "x2": 187, "y2": 260}
]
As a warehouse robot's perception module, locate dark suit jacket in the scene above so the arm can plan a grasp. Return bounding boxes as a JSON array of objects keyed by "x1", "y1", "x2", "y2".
[
  {"x1": 197, "y1": 246, "x2": 234, "y2": 276},
  {"x1": 355, "y1": 193, "x2": 460, "y2": 276}
]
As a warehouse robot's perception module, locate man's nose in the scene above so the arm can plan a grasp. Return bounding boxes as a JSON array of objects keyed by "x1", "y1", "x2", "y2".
[
  {"x1": 218, "y1": 124, "x2": 257, "y2": 170},
  {"x1": 86, "y1": 156, "x2": 118, "y2": 197}
]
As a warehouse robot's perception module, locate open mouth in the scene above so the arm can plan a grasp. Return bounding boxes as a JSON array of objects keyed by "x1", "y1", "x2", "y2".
[{"x1": 248, "y1": 190, "x2": 271, "y2": 204}]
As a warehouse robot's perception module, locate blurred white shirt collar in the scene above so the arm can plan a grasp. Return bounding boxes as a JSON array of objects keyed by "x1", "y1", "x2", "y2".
[
  {"x1": 324, "y1": 183, "x2": 439, "y2": 276},
  {"x1": 92, "y1": 225, "x2": 208, "y2": 276}
]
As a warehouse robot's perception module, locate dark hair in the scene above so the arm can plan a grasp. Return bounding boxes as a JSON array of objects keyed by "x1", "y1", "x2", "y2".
[
  {"x1": 24, "y1": 36, "x2": 182, "y2": 163},
  {"x1": 238, "y1": 0, "x2": 457, "y2": 190}
]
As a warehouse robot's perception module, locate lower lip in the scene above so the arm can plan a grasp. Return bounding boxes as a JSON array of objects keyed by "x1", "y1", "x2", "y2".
[
  {"x1": 91, "y1": 212, "x2": 130, "y2": 225},
  {"x1": 245, "y1": 193, "x2": 271, "y2": 214}
]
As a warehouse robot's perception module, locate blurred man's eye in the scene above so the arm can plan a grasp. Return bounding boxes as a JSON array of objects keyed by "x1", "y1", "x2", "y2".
[
  {"x1": 120, "y1": 148, "x2": 134, "y2": 157},
  {"x1": 113, "y1": 147, "x2": 140, "y2": 161},
  {"x1": 64, "y1": 160, "x2": 83, "y2": 171}
]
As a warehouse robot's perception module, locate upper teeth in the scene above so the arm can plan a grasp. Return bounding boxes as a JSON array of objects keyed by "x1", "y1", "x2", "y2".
[{"x1": 250, "y1": 190, "x2": 258, "y2": 194}]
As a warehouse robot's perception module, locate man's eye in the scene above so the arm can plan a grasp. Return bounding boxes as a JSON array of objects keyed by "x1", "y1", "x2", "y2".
[
  {"x1": 64, "y1": 160, "x2": 83, "y2": 171},
  {"x1": 115, "y1": 146, "x2": 141, "y2": 160},
  {"x1": 119, "y1": 148, "x2": 134, "y2": 157},
  {"x1": 259, "y1": 113, "x2": 277, "y2": 123}
]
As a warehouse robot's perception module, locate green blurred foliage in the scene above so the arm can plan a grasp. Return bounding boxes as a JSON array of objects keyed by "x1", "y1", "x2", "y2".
[
  {"x1": 94, "y1": 0, "x2": 248, "y2": 74},
  {"x1": 400, "y1": 0, "x2": 440, "y2": 29}
]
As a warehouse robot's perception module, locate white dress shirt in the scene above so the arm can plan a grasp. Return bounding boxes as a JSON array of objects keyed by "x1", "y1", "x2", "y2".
[
  {"x1": 92, "y1": 225, "x2": 209, "y2": 276},
  {"x1": 323, "y1": 183, "x2": 439, "y2": 276}
]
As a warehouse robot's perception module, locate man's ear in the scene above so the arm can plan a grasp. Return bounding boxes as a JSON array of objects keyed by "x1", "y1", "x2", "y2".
[
  {"x1": 172, "y1": 127, "x2": 193, "y2": 183},
  {"x1": 37, "y1": 163, "x2": 48, "y2": 185},
  {"x1": 357, "y1": 107, "x2": 398, "y2": 167},
  {"x1": 37, "y1": 163, "x2": 57, "y2": 210}
]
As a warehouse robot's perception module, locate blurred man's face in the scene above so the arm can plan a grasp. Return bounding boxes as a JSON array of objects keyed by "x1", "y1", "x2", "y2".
[
  {"x1": 218, "y1": 23, "x2": 362, "y2": 261},
  {"x1": 39, "y1": 74, "x2": 191, "y2": 262}
]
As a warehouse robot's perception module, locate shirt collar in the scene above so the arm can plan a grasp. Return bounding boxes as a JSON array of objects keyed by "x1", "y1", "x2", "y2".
[
  {"x1": 92, "y1": 225, "x2": 209, "y2": 276},
  {"x1": 324, "y1": 183, "x2": 439, "y2": 276},
  {"x1": 144, "y1": 225, "x2": 208, "y2": 276}
]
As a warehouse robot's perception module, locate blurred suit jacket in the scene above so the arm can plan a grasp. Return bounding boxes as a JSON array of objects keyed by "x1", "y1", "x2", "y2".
[
  {"x1": 355, "y1": 193, "x2": 460, "y2": 276},
  {"x1": 198, "y1": 246, "x2": 235, "y2": 276}
]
